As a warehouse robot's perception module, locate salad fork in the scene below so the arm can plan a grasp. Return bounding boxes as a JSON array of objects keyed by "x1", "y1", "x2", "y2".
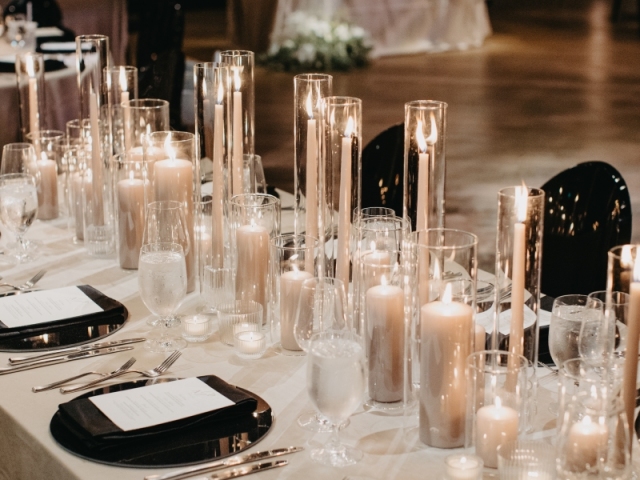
[
  {"x1": 0, "y1": 269, "x2": 47, "y2": 291},
  {"x1": 32, "y1": 357, "x2": 137, "y2": 392}
]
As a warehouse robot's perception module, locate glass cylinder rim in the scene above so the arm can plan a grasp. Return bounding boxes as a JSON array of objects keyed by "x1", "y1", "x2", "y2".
[
  {"x1": 588, "y1": 290, "x2": 630, "y2": 304},
  {"x1": 3, "y1": 142, "x2": 34, "y2": 151},
  {"x1": 217, "y1": 299, "x2": 263, "y2": 315},
  {"x1": 148, "y1": 130, "x2": 195, "y2": 146},
  {"x1": 324, "y1": 96, "x2": 362, "y2": 107},
  {"x1": 271, "y1": 233, "x2": 319, "y2": 250},
  {"x1": 67, "y1": 118, "x2": 91, "y2": 128},
  {"x1": 146, "y1": 200, "x2": 183, "y2": 211},
  {"x1": 294, "y1": 73, "x2": 333, "y2": 82},
  {"x1": 408, "y1": 228, "x2": 478, "y2": 249},
  {"x1": 498, "y1": 186, "x2": 545, "y2": 199},
  {"x1": 608, "y1": 244, "x2": 639, "y2": 262},
  {"x1": 219, "y1": 49, "x2": 255, "y2": 58},
  {"x1": 112, "y1": 152, "x2": 144, "y2": 164},
  {"x1": 104, "y1": 65, "x2": 137, "y2": 73},
  {"x1": 194, "y1": 62, "x2": 227, "y2": 72},
  {"x1": 553, "y1": 293, "x2": 603, "y2": 308},
  {"x1": 302, "y1": 277, "x2": 345, "y2": 288},
  {"x1": 127, "y1": 98, "x2": 169, "y2": 109},
  {"x1": 0, "y1": 172, "x2": 36, "y2": 184},
  {"x1": 17, "y1": 51, "x2": 43, "y2": 60},
  {"x1": 140, "y1": 242, "x2": 184, "y2": 254},
  {"x1": 76, "y1": 34, "x2": 108, "y2": 42},
  {"x1": 229, "y1": 193, "x2": 280, "y2": 208},
  {"x1": 467, "y1": 349, "x2": 529, "y2": 372},
  {"x1": 26, "y1": 130, "x2": 65, "y2": 140},
  {"x1": 405, "y1": 99, "x2": 448, "y2": 110}
]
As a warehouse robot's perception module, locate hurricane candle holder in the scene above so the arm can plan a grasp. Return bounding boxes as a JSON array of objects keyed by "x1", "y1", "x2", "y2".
[
  {"x1": 404, "y1": 228, "x2": 477, "y2": 448},
  {"x1": 403, "y1": 100, "x2": 447, "y2": 231},
  {"x1": 493, "y1": 186, "x2": 544, "y2": 370},
  {"x1": 220, "y1": 50, "x2": 254, "y2": 198},
  {"x1": 148, "y1": 131, "x2": 200, "y2": 292},
  {"x1": 195, "y1": 62, "x2": 228, "y2": 270},
  {"x1": 607, "y1": 245, "x2": 640, "y2": 446},
  {"x1": 269, "y1": 234, "x2": 318, "y2": 354},
  {"x1": 27, "y1": 130, "x2": 64, "y2": 220},
  {"x1": 230, "y1": 193, "x2": 280, "y2": 326},
  {"x1": 293, "y1": 74, "x2": 332, "y2": 245},
  {"x1": 325, "y1": 96, "x2": 362, "y2": 289},
  {"x1": 15, "y1": 52, "x2": 45, "y2": 142},
  {"x1": 104, "y1": 65, "x2": 138, "y2": 154},
  {"x1": 125, "y1": 99, "x2": 170, "y2": 163}
]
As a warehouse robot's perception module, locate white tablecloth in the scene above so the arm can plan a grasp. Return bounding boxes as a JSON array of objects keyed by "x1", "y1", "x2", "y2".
[{"x1": 0, "y1": 216, "x2": 621, "y2": 480}]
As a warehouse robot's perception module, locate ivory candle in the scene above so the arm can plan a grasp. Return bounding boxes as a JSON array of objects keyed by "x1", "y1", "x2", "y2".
[
  {"x1": 212, "y1": 98, "x2": 225, "y2": 268},
  {"x1": 565, "y1": 415, "x2": 608, "y2": 472},
  {"x1": 28, "y1": 77, "x2": 39, "y2": 139},
  {"x1": 232, "y1": 68, "x2": 243, "y2": 196},
  {"x1": 154, "y1": 157, "x2": 195, "y2": 292},
  {"x1": 89, "y1": 89, "x2": 104, "y2": 225},
  {"x1": 623, "y1": 254, "x2": 640, "y2": 443},
  {"x1": 117, "y1": 173, "x2": 145, "y2": 269},
  {"x1": 280, "y1": 268, "x2": 313, "y2": 350},
  {"x1": 362, "y1": 249, "x2": 391, "y2": 292},
  {"x1": 415, "y1": 120, "x2": 428, "y2": 231},
  {"x1": 336, "y1": 119, "x2": 354, "y2": 291},
  {"x1": 73, "y1": 172, "x2": 91, "y2": 240},
  {"x1": 444, "y1": 454, "x2": 484, "y2": 480},
  {"x1": 475, "y1": 397, "x2": 519, "y2": 468},
  {"x1": 305, "y1": 91, "x2": 318, "y2": 240},
  {"x1": 36, "y1": 158, "x2": 58, "y2": 220},
  {"x1": 235, "y1": 223, "x2": 269, "y2": 323},
  {"x1": 420, "y1": 284, "x2": 473, "y2": 447},
  {"x1": 121, "y1": 90, "x2": 131, "y2": 152},
  {"x1": 509, "y1": 185, "x2": 527, "y2": 358},
  {"x1": 366, "y1": 281, "x2": 404, "y2": 403}
]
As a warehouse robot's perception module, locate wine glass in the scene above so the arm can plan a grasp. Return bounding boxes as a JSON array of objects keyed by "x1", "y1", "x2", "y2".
[
  {"x1": 549, "y1": 294, "x2": 603, "y2": 369},
  {"x1": 0, "y1": 173, "x2": 38, "y2": 263},
  {"x1": 294, "y1": 277, "x2": 349, "y2": 431},
  {"x1": 142, "y1": 200, "x2": 190, "y2": 325},
  {"x1": 579, "y1": 290, "x2": 629, "y2": 362},
  {"x1": 138, "y1": 242, "x2": 188, "y2": 352},
  {"x1": 307, "y1": 330, "x2": 365, "y2": 467},
  {"x1": 1, "y1": 143, "x2": 40, "y2": 178}
]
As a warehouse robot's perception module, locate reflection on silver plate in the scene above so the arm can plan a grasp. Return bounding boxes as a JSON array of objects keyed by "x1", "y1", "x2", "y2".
[
  {"x1": 50, "y1": 376, "x2": 273, "y2": 468},
  {"x1": 0, "y1": 307, "x2": 128, "y2": 352}
]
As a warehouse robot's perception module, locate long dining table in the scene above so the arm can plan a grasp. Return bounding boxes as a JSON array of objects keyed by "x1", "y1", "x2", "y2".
[{"x1": 0, "y1": 211, "x2": 635, "y2": 480}]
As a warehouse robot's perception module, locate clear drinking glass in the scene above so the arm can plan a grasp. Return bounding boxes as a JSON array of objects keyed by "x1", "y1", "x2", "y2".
[
  {"x1": 580, "y1": 290, "x2": 629, "y2": 361},
  {"x1": 307, "y1": 330, "x2": 365, "y2": 467},
  {"x1": 0, "y1": 173, "x2": 38, "y2": 263},
  {"x1": 549, "y1": 294, "x2": 604, "y2": 369},
  {"x1": 138, "y1": 242, "x2": 188, "y2": 352},
  {"x1": 1, "y1": 143, "x2": 39, "y2": 178}
]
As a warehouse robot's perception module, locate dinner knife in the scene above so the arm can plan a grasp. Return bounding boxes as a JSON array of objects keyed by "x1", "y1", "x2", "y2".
[
  {"x1": 0, "y1": 346, "x2": 134, "y2": 375},
  {"x1": 209, "y1": 461, "x2": 288, "y2": 480},
  {"x1": 143, "y1": 447, "x2": 302, "y2": 480},
  {"x1": 8, "y1": 338, "x2": 146, "y2": 365}
]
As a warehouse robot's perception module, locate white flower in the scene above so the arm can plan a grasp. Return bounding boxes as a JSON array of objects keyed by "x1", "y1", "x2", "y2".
[
  {"x1": 350, "y1": 25, "x2": 365, "y2": 39},
  {"x1": 283, "y1": 39, "x2": 295, "y2": 49},
  {"x1": 296, "y1": 43, "x2": 316, "y2": 63},
  {"x1": 333, "y1": 23, "x2": 351, "y2": 42},
  {"x1": 308, "y1": 17, "x2": 331, "y2": 38}
]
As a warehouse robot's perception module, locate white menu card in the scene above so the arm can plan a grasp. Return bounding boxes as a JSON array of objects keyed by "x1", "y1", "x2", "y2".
[{"x1": 89, "y1": 378, "x2": 235, "y2": 431}]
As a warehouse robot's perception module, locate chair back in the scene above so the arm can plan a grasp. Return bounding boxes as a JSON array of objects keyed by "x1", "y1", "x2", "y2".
[{"x1": 540, "y1": 161, "x2": 632, "y2": 297}]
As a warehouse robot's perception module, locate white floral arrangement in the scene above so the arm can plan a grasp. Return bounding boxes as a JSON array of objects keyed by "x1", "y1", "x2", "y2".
[{"x1": 262, "y1": 11, "x2": 372, "y2": 71}]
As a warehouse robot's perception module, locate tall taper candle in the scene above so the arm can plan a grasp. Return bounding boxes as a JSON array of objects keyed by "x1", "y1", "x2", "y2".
[
  {"x1": 117, "y1": 172, "x2": 145, "y2": 269},
  {"x1": 305, "y1": 91, "x2": 318, "y2": 240},
  {"x1": 232, "y1": 68, "x2": 243, "y2": 197},
  {"x1": 623, "y1": 254, "x2": 640, "y2": 448},
  {"x1": 212, "y1": 95, "x2": 225, "y2": 268},
  {"x1": 236, "y1": 223, "x2": 269, "y2": 323},
  {"x1": 89, "y1": 88, "x2": 104, "y2": 225},
  {"x1": 336, "y1": 118, "x2": 354, "y2": 291}
]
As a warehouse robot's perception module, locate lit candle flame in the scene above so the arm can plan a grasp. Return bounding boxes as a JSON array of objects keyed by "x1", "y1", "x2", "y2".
[
  {"x1": 622, "y1": 245, "x2": 633, "y2": 268},
  {"x1": 416, "y1": 120, "x2": 427, "y2": 154},
  {"x1": 426, "y1": 112, "x2": 438, "y2": 144},
  {"x1": 164, "y1": 134, "x2": 176, "y2": 161},
  {"x1": 344, "y1": 117, "x2": 354, "y2": 137},
  {"x1": 380, "y1": 274, "x2": 388, "y2": 286},
  {"x1": 217, "y1": 80, "x2": 224, "y2": 104},
  {"x1": 495, "y1": 396, "x2": 502, "y2": 409},
  {"x1": 233, "y1": 67, "x2": 242, "y2": 92},
  {"x1": 442, "y1": 282, "x2": 452, "y2": 304},
  {"x1": 433, "y1": 261, "x2": 442, "y2": 281},
  {"x1": 119, "y1": 67, "x2": 128, "y2": 92},
  {"x1": 515, "y1": 182, "x2": 528, "y2": 223},
  {"x1": 634, "y1": 250, "x2": 640, "y2": 283},
  {"x1": 26, "y1": 55, "x2": 36, "y2": 78},
  {"x1": 129, "y1": 170, "x2": 135, "y2": 181},
  {"x1": 306, "y1": 90, "x2": 314, "y2": 120}
]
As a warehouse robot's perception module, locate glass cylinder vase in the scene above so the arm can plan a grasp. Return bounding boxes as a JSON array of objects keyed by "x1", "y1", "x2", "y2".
[
  {"x1": 403, "y1": 100, "x2": 447, "y2": 231},
  {"x1": 15, "y1": 52, "x2": 46, "y2": 142},
  {"x1": 493, "y1": 186, "x2": 545, "y2": 369},
  {"x1": 220, "y1": 50, "x2": 254, "y2": 198},
  {"x1": 404, "y1": 228, "x2": 478, "y2": 448},
  {"x1": 27, "y1": 130, "x2": 64, "y2": 221},
  {"x1": 104, "y1": 65, "x2": 138, "y2": 155},
  {"x1": 125, "y1": 99, "x2": 170, "y2": 162},
  {"x1": 293, "y1": 74, "x2": 332, "y2": 246},
  {"x1": 325, "y1": 96, "x2": 362, "y2": 289}
]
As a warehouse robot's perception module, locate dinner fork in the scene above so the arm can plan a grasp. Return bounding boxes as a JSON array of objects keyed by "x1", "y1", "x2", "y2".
[
  {"x1": 32, "y1": 357, "x2": 137, "y2": 393},
  {"x1": 0, "y1": 269, "x2": 47, "y2": 291},
  {"x1": 60, "y1": 351, "x2": 182, "y2": 394}
]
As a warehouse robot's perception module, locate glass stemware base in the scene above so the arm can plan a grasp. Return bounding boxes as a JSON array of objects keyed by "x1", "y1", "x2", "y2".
[
  {"x1": 297, "y1": 412, "x2": 350, "y2": 433},
  {"x1": 145, "y1": 315, "x2": 187, "y2": 352},
  {"x1": 310, "y1": 434, "x2": 363, "y2": 467}
]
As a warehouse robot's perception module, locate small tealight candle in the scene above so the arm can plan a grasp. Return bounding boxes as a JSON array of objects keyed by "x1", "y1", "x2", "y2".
[
  {"x1": 444, "y1": 454, "x2": 484, "y2": 480},
  {"x1": 181, "y1": 314, "x2": 212, "y2": 342},
  {"x1": 234, "y1": 331, "x2": 266, "y2": 359}
]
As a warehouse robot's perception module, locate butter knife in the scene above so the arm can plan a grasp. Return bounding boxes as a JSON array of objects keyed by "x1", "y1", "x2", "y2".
[
  {"x1": 0, "y1": 346, "x2": 134, "y2": 375},
  {"x1": 210, "y1": 461, "x2": 288, "y2": 480},
  {"x1": 9, "y1": 338, "x2": 146, "y2": 365},
  {"x1": 144, "y1": 447, "x2": 302, "y2": 480}
]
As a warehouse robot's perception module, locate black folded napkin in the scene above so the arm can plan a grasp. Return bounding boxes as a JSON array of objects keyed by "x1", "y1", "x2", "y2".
[
  {"x1": 0, "y1": 58, "x2": 67, "y2": 73},
  {"x1": 56, "y1": 376, "x2": 258, "y2": 452},
  {"x1": 0, "y1": 285, "x2": 125, "y2": 339}
]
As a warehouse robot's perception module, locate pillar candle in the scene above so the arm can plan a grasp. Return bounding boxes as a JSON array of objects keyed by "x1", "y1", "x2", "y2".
[
  {"x1": 36, "y1": 158, "x2": 58, "y2": 220},
  {"x1": 280, "y1": 268, "x2": 313, "y2": 350},
  {"x1": 336, "y1": 122, "x2": 353, "y2": 291},
  {"x1": 366, "y1": 282, "x2": 404, "y2": 403},
  {"x1": 474, "y1": 323, "x2": 486, "y2": 352},
  {"x1": 623, "y1": 255, "x2": 640, "y2": 444},
  {"x1": 117, "y1": 173, "x2": 145, "y2": 269},
  {"x1": 362, "y1": 250, "x2": 391, "y2": 292},
  {"x1": 212, "y1": 101, "x2": 225, "y2": 268},
  {"x1": 232, "y1": 75, "x2": 243, "y2": 197},
  {"x1": 420, "y1": 285, "x2": 473, "y2": 447},
  {"x1": 475, "y1": 397, "x2": 519, "y2": 468},
  {"x1": 235, "y1": 223, "x2": 269, "y2": 323},
  {"x1": 565, "y1": 415, "x2": 608, "y2": 472},
  {"x1": 89, "y1": 89, "x2": 104, "y2": 225},
  {"x1": 154, "y1": 157, "x2": 195, "y2": 292}
]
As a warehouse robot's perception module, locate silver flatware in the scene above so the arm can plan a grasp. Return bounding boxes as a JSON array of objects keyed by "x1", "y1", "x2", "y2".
[
  {"x1": 61, "y1": 350, "x2": 182, "y2": 394},
  {"x1": 0, "y1": 346, "x2": 134, "y2": 375},
  {"x1": 10, "y1": 338, "x2": 146, "y2": 365},
  {"x1": 0, "y1": 288, "x2": 41, "y2": 298},
  {"x1": 32, "y1": 357, "x2": 137, "y2": 392},
  {"x1": 144, "y1": 446, "x2": 303, "y2": 480},
  {"x1": 0, "y1": 269, "x2": 47, "y2": 291},
  {"x1": 210, "y1": 460, "x2": 288, "y2": 480}
]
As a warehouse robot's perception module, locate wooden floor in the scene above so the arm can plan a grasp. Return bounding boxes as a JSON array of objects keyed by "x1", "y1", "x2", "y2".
[{"x1": 184, "y1": 0, "x2": 640, "y2": 269}]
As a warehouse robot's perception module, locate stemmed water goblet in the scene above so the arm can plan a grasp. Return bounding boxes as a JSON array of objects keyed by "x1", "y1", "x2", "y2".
[
  {"x1": 579, "y1": 290, "x2": 629, "y2": 362},
  {"x1": 0, "y1": 173, "x2": 38, "y2": 263},
  {"x1": 294, "y1": 277, "x2": 349, "y2": 432},
  {"x1": 138, "y1": 242, "x2": 188, "y2": 352},
  {"x1": 307, "y1": 329, "x2": 365, "y2": 467}
]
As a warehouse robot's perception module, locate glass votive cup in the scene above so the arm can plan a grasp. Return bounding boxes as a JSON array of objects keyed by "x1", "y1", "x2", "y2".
[
  {"x1": 181, "y1": 314, "x2": 213, "y2": 343},
  {"x1": 234, "y1": 331, "x2": 267, "y2": 359},
  {"x1": 496, "y1": 440, "x2": 556, "y2": 480},
  {"x1": 444, "y1": 453, "x2": 484, "y2": 480},
  {"x1": 218, "y1": 300, "x2": 263, "y2": 346}
]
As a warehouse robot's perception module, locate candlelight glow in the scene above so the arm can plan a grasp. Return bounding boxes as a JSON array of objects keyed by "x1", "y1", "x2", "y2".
[
  {"x1": 621, "y1": 245, "x2": 633, "y2": 267},
  {"x1": 129, "y1": 170, "x2": 135, "y2": 181},
  {"x1": 416, "y1": 120, "x2": 427, "y2": 153},
  {"x1": 380, "y1": 274, "x2": 388, "y2": 286},
  {"x1": 25, "y1": 56, "x2": 36, "y2": 77},
  {"x1": 634, "y1": 252, "x2": 640, "y2": 283},
  {"x1": 233, "y1": 67, "x2": 242, "y2": 92},
  {"x1": 515, "y1": 182, "x2": 528, "y2": 223},
  {"x1": 119, "y1": 67, "x2": 128, "y2": 92},
  {"x1": 344, "y1": 117, "x2": 354, "y2": 137},
  {"x1": 426, "y1": 112, "x2": 438, "y2": 144},
  {"x1": 306, "y1": 90, "x2": 314, "y2": 119},
  {"x1": 164, "y1": 134, "x2": 176, "y2": 161},
  {"x1": 433, "y1": 261, "x2": 442, "y2": 281},
  {"x1": 442, "y1": 282, "x2": 453, "y2": 303},
  {"x1": 495, "y1": 396, "x2": 502, "y2": 409},
  {"x1": 217, "y1": 80, "x2": 224, "y2": 104}
]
